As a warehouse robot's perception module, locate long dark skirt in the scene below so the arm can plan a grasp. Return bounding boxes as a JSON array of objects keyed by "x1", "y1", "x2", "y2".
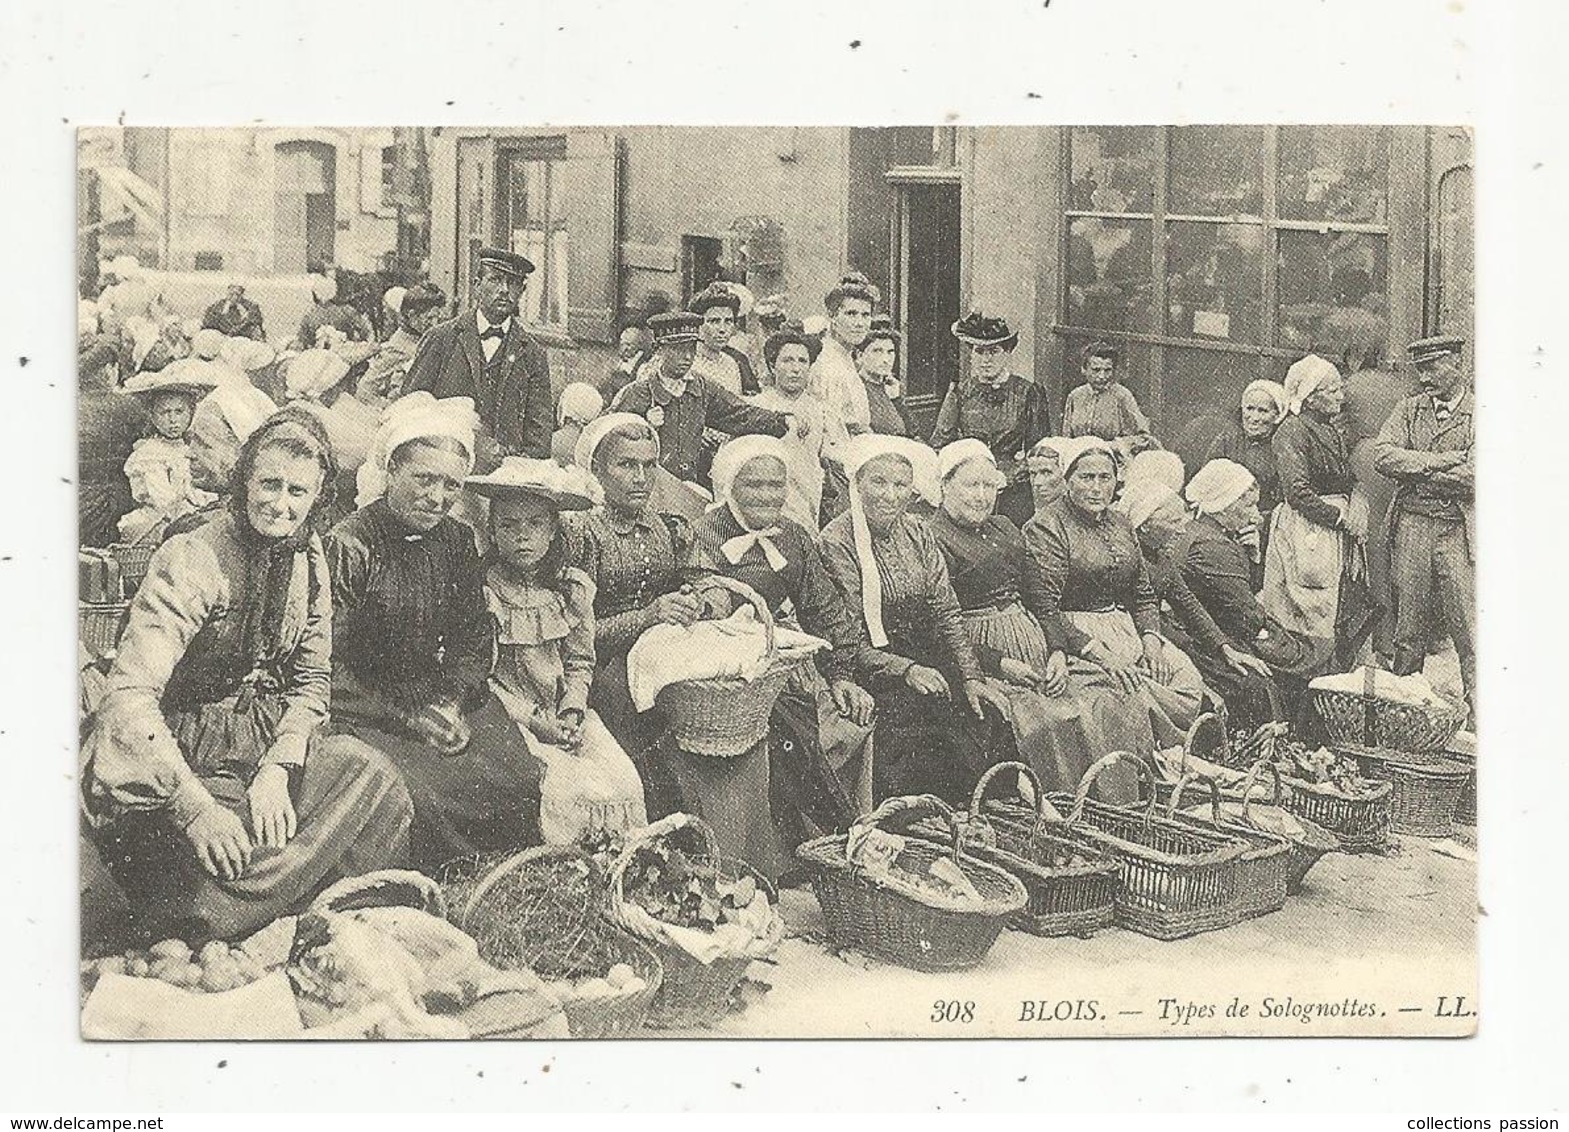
[
  {"x1": 588, "y1": 651, "x2": 683, "y2": 821},
  {"x1": 333, "y1": 689, "x2": 543, "y2": 873},
  {"x1": 866, "y1": 673, "x2": 1002, "y2": 807},
  {"x1": 668, "y1": 739, "x2": 785, "y2": 884},
  {"x1": 94, "y1": 734, "x2": 413, "y2": 943},
  {"x1": 769, "y1": 664, "x2": 875, "y2": 849}
]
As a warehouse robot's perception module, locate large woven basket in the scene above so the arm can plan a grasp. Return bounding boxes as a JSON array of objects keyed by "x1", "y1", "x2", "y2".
[
  {"x1": 79, "y1": 601, "x2": 130, "y2": 659},
  {"x1": 1166, "y1": 767, "x2": 1293, "y2": 921},
  {"x1": 1312, "y1": 666, "x2": 1466, "y2": 753},
  {"x1": 439, "y1": 847, "x2": 663, "y2": 1039},
  {"x1": 938, "y1": 762, "x2": 1118, "y2": 938},
  {"x1": 1279, "y1": 775, "x2": 1392, "y2": 853},
  {"x1": 1348, "y1": 748, "x2": 1471, "y2": 839},
  {"x1": 1044, "y1": 752, "x2": 1247, "y2": 941},
  {"x1": 605, "y1": 817, "x2": 778, "y2": 1030},
  {"x1": 797, "y1": 795, "x2": 1028, "y2": 971},
  {"x1": 654, "y1": 575, "x2": 799, "y2": 757}
]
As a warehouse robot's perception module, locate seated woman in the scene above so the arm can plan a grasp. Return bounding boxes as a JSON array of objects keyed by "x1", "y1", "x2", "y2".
[
  {"x1": 1021, "y1": 439, "x2": 1213, "y2": 761},
  {"x1": 1137, "y1": 460, "x2": 1334, "y2": 730},
  {"x1": 324, "y1": 393, "x2": 543, "y2": 871},
  {"x1": 1024, "y1": 436, "x2": 1073, "y2": 518},
  {"x1": 694, "y1": 435, "x2": 889, "y2": 858},
  {"x1": 820, "y1": 434, "x2": 1011, "y2": 804},
  {"x1": 467, "y1": 457, "x2": 648, "y2": 845},
  {"x1": 81, "y1": 410, "x2": 413, "y2": 943},
  {"x1": 566, "y1": 413, "x2": 706, "y2": 820}
]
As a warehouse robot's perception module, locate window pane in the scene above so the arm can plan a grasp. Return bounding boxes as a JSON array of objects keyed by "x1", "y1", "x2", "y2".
[
  {"x1": 503, "y1": 155, "x2": 568, "y2": 328},
  {"x1": 1065, "y1": 217, "x2": 1154, "y2": 333},
  {"x1": 1168, "y1": 126, "x2": 1265, "y2": 217},
  {"x1": 1277, "y1": 125, "x2": 1389, "y2": 224},
  {"x1": 1276, "y1": 229, "x2": 1388, "y2": 351},
  {"x1": 1164, "y1": 221, "x2": 1265, "y2": 344},
  {"x1": 1069, "y1": 126, "x2": 1158, "y2": 213},
  {"x1": 1163, "y1": 346, "x2": 1265, "y2": 471}
]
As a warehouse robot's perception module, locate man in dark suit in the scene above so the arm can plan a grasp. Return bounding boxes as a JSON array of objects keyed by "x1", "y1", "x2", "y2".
[
  {"x1": 201, "y1": 283, "x2": 266, "y2": 340},
  {"x1": 403, "y1": 247, "x2": 552, "y2": 465}
]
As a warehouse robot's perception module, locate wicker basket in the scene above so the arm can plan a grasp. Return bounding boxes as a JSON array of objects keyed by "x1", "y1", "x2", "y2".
[
  {"x1": 924, "y1": 762, "x2": 1118, "y2": 939},
  {"x1": 1166, "y1": 767, "x2": 1293, "y2": 920},
  {"x1": 606, "y1": 817, "x2": 779, "y2": 1030},
  {"x1": 797, "y1": 795, "x2": 1028, "y2": 972},
  {"x1": 1280, "y1": 774, "x2": 1393, "y2": 853},
  {"x1": 653, "y1": 576, "x2": 801, "y2": 757},
  {"x1": 79, "y1": 601, "x2": 130, "y2": 658},
  {"x1": 1312, "y1": 666, "x2": 1467, "y2": 753},
  {"x1": 1043, "y1": 752, "x2": 1247, "y2": 941},
  {"x1": 109, "y1": 528, "x2": 164, "y2": 596},
  {"x1": 1349, "y1": 748, "x2": 1471, "y2": 839},
  {"x1": 439, "y1": 846, "x2": 663, "y2": 1038}
]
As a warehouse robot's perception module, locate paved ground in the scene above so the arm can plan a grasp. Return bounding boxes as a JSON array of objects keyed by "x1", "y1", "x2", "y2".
[{"x1": 666, "y1": 826, "x2": 1478, "y2": 1040}]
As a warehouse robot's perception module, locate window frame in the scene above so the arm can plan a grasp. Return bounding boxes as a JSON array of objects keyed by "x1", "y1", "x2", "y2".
[{"x1": 494, "y1": 135, "x2": 570, "y2": 333}]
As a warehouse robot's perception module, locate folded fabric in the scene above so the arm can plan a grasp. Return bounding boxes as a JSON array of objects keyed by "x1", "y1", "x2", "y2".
[
  {"x1": 626, "y1": 607, "x2": 776, "y2": 712},
  {"x1": 1309, "y1": 666, "x2": 1450, "y2": 709}
]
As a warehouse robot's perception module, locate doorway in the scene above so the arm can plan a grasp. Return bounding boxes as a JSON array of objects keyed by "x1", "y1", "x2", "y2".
[
  {"x1": 892, "y1": 180, "x2": 962, "y2": 424},
  {"x1": 274, "y1": 141, "x2": 337, "y2": 272}
]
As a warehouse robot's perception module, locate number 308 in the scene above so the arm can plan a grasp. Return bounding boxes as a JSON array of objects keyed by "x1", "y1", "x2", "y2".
[{"x1": 932, "y1": 1000, "x2": 975, "y2": 1023}]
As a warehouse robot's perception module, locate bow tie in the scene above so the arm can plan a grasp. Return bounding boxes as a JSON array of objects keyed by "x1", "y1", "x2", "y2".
[
  {"x1": 721, "y1": 529, "x2": 787, "y2": 572},
  {"x1": 480, "y1": 324, "x2": 507, "y2": 342}
]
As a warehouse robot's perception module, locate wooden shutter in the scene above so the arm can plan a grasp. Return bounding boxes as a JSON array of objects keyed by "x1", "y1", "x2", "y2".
[{"x1": 563, "y1": 129, "x2": 622, "y2": 344}]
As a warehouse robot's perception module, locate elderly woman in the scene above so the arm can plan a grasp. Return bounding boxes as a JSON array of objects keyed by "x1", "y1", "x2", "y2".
[
  {"x1": 1205, "y1": 379, "x2": 1288, "y2": 585},
  {"x1": 694, "y1": 435, "x2": 889, "y2": 856},
  {"x1": 565, "y1": 413, "x2": 706, "y2": 818},
  {"x1": 931, "y1": 313, "x2": 1053, "y2": 526},
  {"x1": 324, "y1": 393, "x2": 543, "y2": 870},
  {"x1": 1141, "y1": 461, "x2": 1334, "y2": 728},
  {"x1": 81, "y1": 410, "x2": 413, "y2": 942},
  {"x1": 748, "y1": 325, "x2": 846, "y2": 529},
  {"x1": 1021, "y1": 439, "x2": 1213, "y2": 760},
  {"x1": 821, "y1": 435, "x2": 1011, "y2": 803},
  {"x1": 1263, "y1": 355, "x2": 1376, "y2": 665}
]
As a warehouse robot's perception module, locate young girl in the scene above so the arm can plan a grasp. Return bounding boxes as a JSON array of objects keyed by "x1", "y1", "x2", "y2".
[
  {"x1": 117, "y1": 360, "x2": 221, "y2": 544},
  {"x1": 749, "y1": 325, "x2": 846, "y2": 528},
  {"x1": 466, "y1": 457, "x2": 647, "y2": 844}
]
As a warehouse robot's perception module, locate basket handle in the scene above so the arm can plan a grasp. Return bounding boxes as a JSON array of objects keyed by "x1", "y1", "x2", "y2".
[
  {"x1": 1237, "y1": 758, "x2": 1285, "y2": 825},
  {"x1": 311, "y1": 869, "x2": 448, "y2": 920},
  {"x1": 607, "y1": 812, "x2": 722, "y2": 910},
  {"x1": 1361, "y1": 664, "x2": 1379, "y2": 747},
  {"x1": 457, "y1": 846, "x2": 596, "y2": 933},
  {"x1": 688, "y1": 574, "x2": 776, "y2": 658},
  {"x1": 968, "y1": 760, "x2": 1047, "y2": 827},
  {"x1": 1180, "y1": 711, "x2": 1227, "y2": 774},
  {"x1": 1165, "y1": 770, "x2": 1224, "y2": 824},
  {"x1": 862, "y1": 794, "x2": 964, "y2": 863},
  {"x1": 1069, "y1": 750, "x2": 1156, "y2": 826}
]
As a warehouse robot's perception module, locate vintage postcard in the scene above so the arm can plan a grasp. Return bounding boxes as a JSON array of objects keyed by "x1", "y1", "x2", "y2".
[{"x1": 74, "y1": 123, "x2": 1476, "y2": 1040}]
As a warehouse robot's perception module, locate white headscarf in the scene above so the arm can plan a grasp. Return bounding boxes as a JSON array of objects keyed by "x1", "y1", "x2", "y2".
[
  {"x1": 1284, "y1": 354, "x2": 1340, "y2": 416},
  {"x1": 1185, "y1": 458, "x2": 1258, "y2": 516},
  {"x1": 1062, "y1": 435, "x2": 1116, "y2": 478},
  {"x1": 557, "y1": 382, "x2": 605, "y2": 427},
  {"x1": 191, "y1": 328, "x2": 227, "y2": 361},
  {"x1": 1242, "y1": 378, "x2": 1289, "y2": 425},
  {"x1": 284, "y1": 349, "x2": 351, "y2": 402},
  {"x1": 355, "y1": 392, "x2": 479, "y2": 506},
  {"x1": 220, "y1": 335, "x2": 277, "y2": 375},
  {"x1": 708, "y1": 434, "x2": 793, "y2": 571},
  {"x1": 937, "y1": 438, "x2": 1005, "y2": 486},
  {"x1": 842, "y1": 433, "x2": 940, "y2": 648},
  {"x1": 1124, "y1": 478, "x2": 1182, "y2": 530},
  {"x1": 1124, "y1": 449, "x2": 1185, "y2": 492},
  {"x1": 572, "y1": 411, "x2": 659, "y2": 474}
]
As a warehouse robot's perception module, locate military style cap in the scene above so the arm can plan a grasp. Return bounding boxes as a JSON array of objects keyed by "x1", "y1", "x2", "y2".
[
  {"x1": 476, "y1": 246, "x2": 536, "y2": 279},
  {"x1": 648, "y1": 311, "x2": 703, "y2": 346},
  {"x1": 1407, "y1": 335, "x2": 1465, "y2": 365}
]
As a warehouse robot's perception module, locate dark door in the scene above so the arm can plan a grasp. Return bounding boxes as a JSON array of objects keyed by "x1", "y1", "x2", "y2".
[{"x1": 895, "y1": 182, "x2": 962, "y2": 428}]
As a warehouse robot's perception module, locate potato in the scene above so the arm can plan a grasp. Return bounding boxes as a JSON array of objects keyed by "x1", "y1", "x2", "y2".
[
  {"x1": 605, "y1": 963, "x2": 637, "y2": 989},
  {"x1": 148, "y1": 956, "x2": 187, "y2": 984},
  {"x1": 620, "y1": 977, "x2": 647, "y2": 995},
  {"x1": 574, "y1": 978, "x2": 613, "y2": 1000},
  {"x1": 95, "y1": 956, "x2": 128, "y2": 978},
  {"x1": 197, "y1": 941, "x2": 231, "y2": 968},
  {"x1": 200, "y1": 963, "x2": 241, "y2": 994},
  {"x1": 172, "y1": 962, "x2": 204, "y2": 989},
  {"x1": 125, "y1": 956, "x2": 150, "y2": 978},
  {"x1": 149, "y1": 939, "x2": 193, "y2": 962}
]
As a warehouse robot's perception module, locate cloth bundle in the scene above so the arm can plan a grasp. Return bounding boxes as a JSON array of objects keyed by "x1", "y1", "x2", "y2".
[
  {"x1": 1309, "y1": 666, "x2": 1450, "y2": 709},
  {"x1": 625, "y1": 605, "x2": 828, "y2": 712}
]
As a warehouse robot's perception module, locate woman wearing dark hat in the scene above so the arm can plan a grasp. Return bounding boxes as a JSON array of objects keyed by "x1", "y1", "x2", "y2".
[
  {"x1": 748, "y1": 324, "x2": 845, "y2": 528},
  {"x1": 931, "y1": 312, "x2": 1053, "y2": 526},
  {"x1": 81, "y1": 410, "x2": 413, "y2": 941}
]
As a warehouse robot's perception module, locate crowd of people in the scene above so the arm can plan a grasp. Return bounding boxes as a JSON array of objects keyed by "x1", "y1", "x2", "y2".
[{"x1": 76, "y1": 246, "x2": 1476, "y2": 950}]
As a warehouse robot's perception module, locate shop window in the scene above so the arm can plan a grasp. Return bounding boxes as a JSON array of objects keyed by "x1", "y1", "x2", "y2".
[
  {"x1": 1164, "y1": 221, "x2": 1265, "y2": 344},
  {"x1": 1168, "y1": 126, "x2": 1265, "y2": 217},
  {"x1": 1069, "y1": 126, "x2": 1158, "y2": 214},
  {"x1": 1065, "y1": 217, "x2": 1154, "y2": 334},
  {"x1": 194, "y1": 251, "x2": 223, "y2": 271},
  {"x1": 1277, "y1": 125, "x2": 1389, "y2": 224},
  {"x1": 1275, "y1": 229, "x2": 1388, "y2": 351},
  {"x1": 498, "y1": 138, "x2": 569, "y2": 329}
]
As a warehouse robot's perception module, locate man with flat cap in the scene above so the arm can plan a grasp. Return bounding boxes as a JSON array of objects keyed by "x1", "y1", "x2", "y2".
[
  {"x1": 404, "y1": 247, "x2": 553, "y2": 464},
  {"x1": 1372, "y1": 335, "x2": 1475, "y2": 718},
  {"x1": 610, "y1": 311, "x2": 798, "y2": 487}
]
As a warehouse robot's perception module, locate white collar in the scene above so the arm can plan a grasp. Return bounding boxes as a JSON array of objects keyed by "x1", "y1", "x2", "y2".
[
  {"x1": 476, "y1": 310, "x2": 511, "y2": 335},
  {"x1": 1432, "y1": 390, "x2": 1465, "y2": 414}
]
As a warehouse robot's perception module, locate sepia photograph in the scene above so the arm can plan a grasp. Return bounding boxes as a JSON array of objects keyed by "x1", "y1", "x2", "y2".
[{"x1": 71, "y1": 122, "x2": 1478, "y2": 1041}]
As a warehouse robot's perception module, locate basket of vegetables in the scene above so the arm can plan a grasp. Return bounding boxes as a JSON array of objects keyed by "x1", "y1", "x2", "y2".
[
  {"x1": 440, "y1": 847, "x2": 663, "y2": 1038},
  {"x1": 1267, "y1": 735, "x2": 1393, "y2": 853},
  {"x1": 1178, "y1": 758, "x2": 1338, "y2": 895},
  {"x1": 605, "y1": 814, "x2": 783, "y2": 1030},
  {"x1": 1165, "y1": 767, "x2": 1294, "y2": 921},
  {"x1": 1310, "y1": 665, "x2": 1467, "y2": 754},
  {"x1": 1043, "y1": 752, "x2": 1248, "y2": 941},
  {"x1": 1344, "y1": 746, "x2": 1471, "y2": 839},
  {"x1": 797, "y1": 794, "x2": 1028, "y2": 972},
  {"x1": 927, "y1": 761, "x2": 1118, "y2": 939}
]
